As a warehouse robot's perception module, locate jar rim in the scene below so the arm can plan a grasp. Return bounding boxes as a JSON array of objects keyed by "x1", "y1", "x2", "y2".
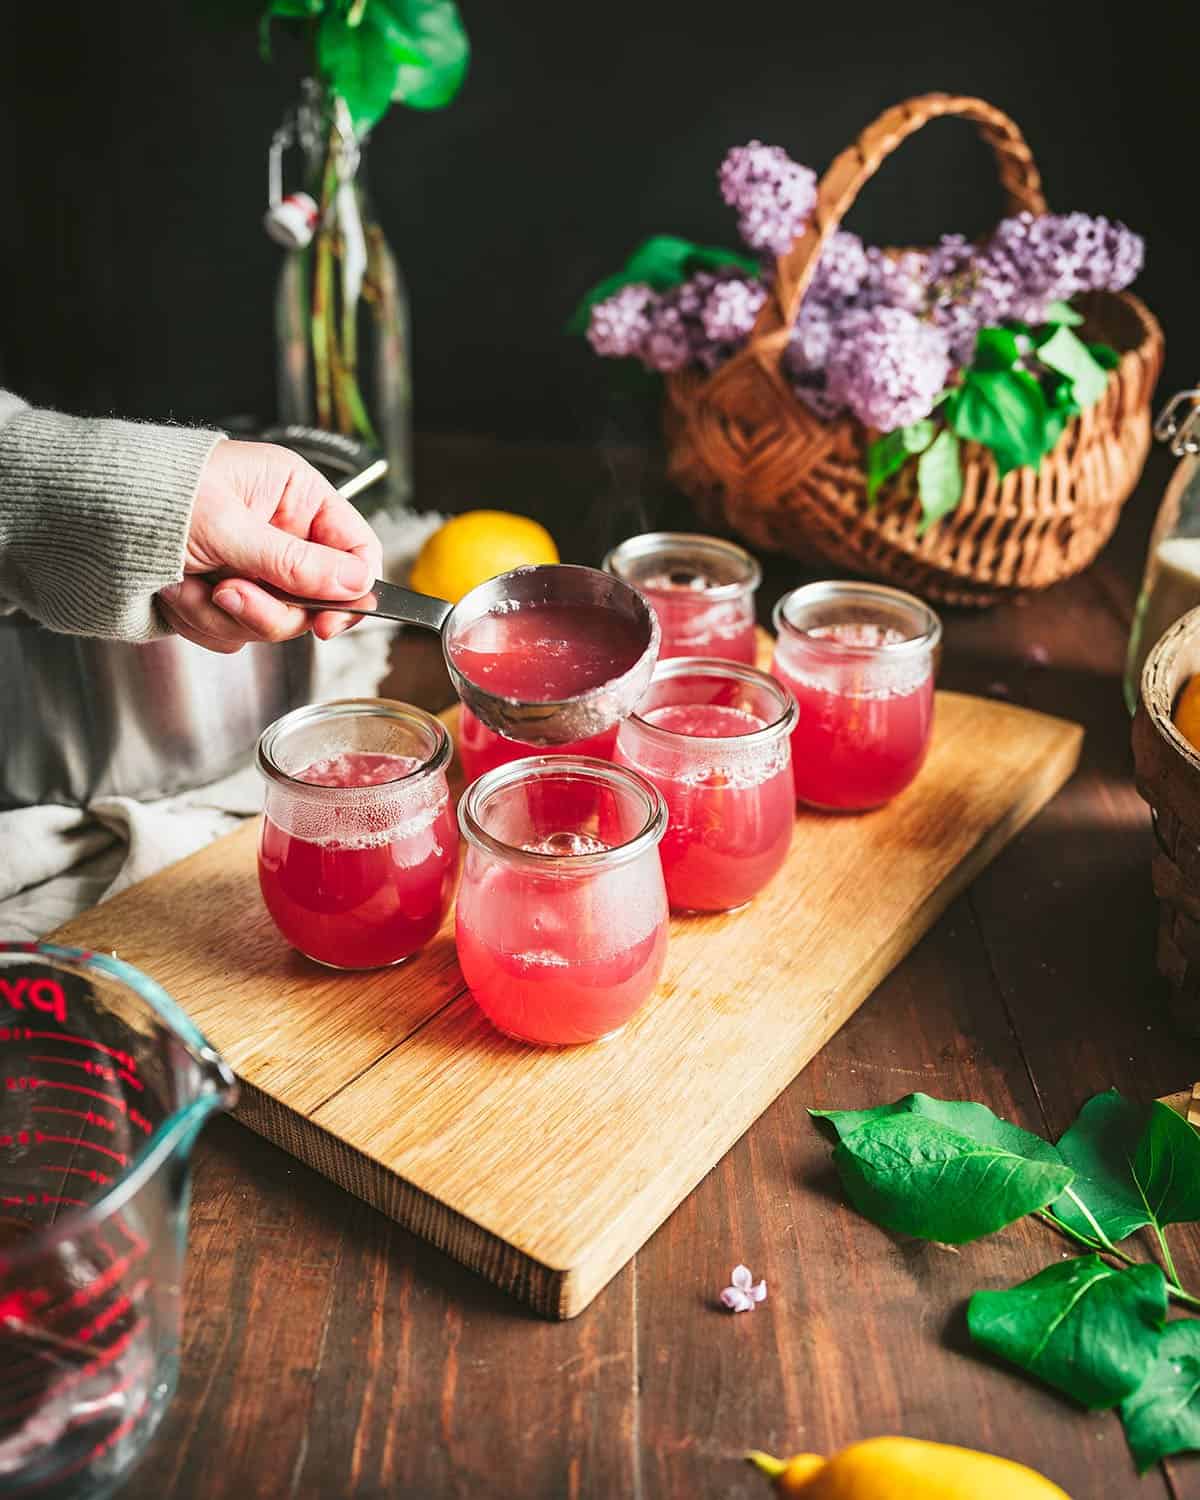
[
  {"x1": 772, "y1": 581, "x2": 942, "y2": 658},
  {"x1": 458, "y1": 755, "x2": 667, "y2": 872},
  {"x1": 255, "y1": 698, "x2": 451, "y2": 796},
  {"x1": 625, "y1": 657, "x2": 797, "y2": 747},
  {"x1": 603, "y1": 531, "x2": 762, "y2": 599}
]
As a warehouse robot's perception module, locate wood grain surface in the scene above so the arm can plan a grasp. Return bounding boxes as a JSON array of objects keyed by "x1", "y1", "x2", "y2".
[
  {"x1": 52, "y1": 678, "x2": 1081, "y2": 1318},
  {"x1": 39, "y1": 436, "x2": 1200, "y2": 1499}
]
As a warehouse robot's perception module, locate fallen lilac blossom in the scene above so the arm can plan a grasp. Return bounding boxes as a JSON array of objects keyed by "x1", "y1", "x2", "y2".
[{"x1": 721, "y1": 1264, "x2": 767, "y2": 1312}]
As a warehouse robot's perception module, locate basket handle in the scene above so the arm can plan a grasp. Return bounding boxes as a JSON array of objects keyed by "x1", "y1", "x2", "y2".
[{"x1": 755, "y1": 93, "x2": 1049, "y2": 346}]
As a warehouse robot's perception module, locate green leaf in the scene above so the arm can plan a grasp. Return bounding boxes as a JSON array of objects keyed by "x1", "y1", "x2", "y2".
[
  {"x1": 972, "y1": 326, "x2": 1022, "y2": 372},
  {"x1": 1040, "y1": 374, "x2": 1082, "y2": 453},
  {"x1": 830, "y1": 1113, "x2": 1074, "y2": 1243},
  {"x1": 1089, "y1": 342, "x2": 1121, "y2": 371},
  {"x1": 380, "y1": 0, "x2": 469, "y2": 111},
  {"x1": 968, "y1": 1256, "x2": 1167, "y2": 1410},
  {"x1": 1043, "y1": 299, "x2": 1085, "y2": 327},
  {"x1": 864, "y1": 422, "x2": 935, "y2": 504},
  {"x1": 567, "y1": 236, "x2": 757, "y2": 336},
  {"x1": 812, "y1": 1092, "x2": 1062, "y2": 1162},
  {"x1": 1133, "y1": 1101, "x2": 1200, "y2": 1226},
  {"x1": 950, "y1": 369, "x2": 1048, "y2": 475},
  {"x1": 318, "y1": 6, "x2": 410, "y2": 129},
  {"x1": 1050, "y1": 1090, "x2": 1152, "y2": 1244},
  {"x1": 1036, "y1": 324, "x2": 1110, "y2": 409},
  {"x1": 1121, "y1": 1320, "x2": 1200, "y2": 1472},
  {"x1": 916, "y1": 429, "x2": 963, "y2": 532}
]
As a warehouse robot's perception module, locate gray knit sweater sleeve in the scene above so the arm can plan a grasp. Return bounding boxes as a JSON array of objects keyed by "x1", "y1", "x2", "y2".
[{"x1": 0, "y1": 390, "x2": 223, "y2": 640}]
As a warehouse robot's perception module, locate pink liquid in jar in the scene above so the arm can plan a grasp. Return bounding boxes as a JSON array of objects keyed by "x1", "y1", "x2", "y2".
[
  {"x1": 447, "y1": 602, "x2": 646, "y2": 701},
  {"x1": 455, "y1": 764, "x2": 668, "y2": 1045},
  {"x1": 258, "y1": 750, "x2": 458, "y2": 969},
  {"x1": 614, "y1": 685, "x2": 794, "y2": 913},
  {"x1": 456, "y1": 706, "x2": 617, "y2": 783},
  {"x1": 772, "y1": 619, "x2": 936, "y2": 811},
  {"x1": 604, "y1": 533, "x2": 762, "y2": 664},
  {"x1": 638, "y1": 575, "x2": 758, "y2": 663}
]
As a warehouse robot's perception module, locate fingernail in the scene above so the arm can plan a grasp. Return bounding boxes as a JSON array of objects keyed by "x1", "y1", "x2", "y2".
[
  {"x1": 337, "y1": 556, "x2": 371, "y2": 593},
  {"x1": 214, "y1": 587, "x2": 244, "y2": 617},
  {"x1": 160, "y1": 582, "x2": 182, "y2": 602}
]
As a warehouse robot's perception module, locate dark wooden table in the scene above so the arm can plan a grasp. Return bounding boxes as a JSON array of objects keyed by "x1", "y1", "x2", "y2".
[{"x1": 125, "y1": 436, "x2": 1200, "y2": 1500}]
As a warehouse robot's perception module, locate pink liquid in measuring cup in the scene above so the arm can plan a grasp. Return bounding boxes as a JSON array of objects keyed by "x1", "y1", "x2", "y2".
[
  {"x1": 258, "y1": 751, "x2": 458, "y2": 969},
  {"x1": 614, "y1": 700, "x2": 794, "y2": 912},
  {"x1": 772, "y1": 623, "x2": 934, "y2": 811},
  {"x1": 447, "y1": 602, "x2": 646, "y2": 701},
  {"x1": 456, "y1": 707, "x2": 617, "y2": 783}
]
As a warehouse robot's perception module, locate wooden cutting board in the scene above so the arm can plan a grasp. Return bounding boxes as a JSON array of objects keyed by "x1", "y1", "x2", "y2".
[{"x1": 52, "y1": 682, "x2": 1082, "y2": 1319}]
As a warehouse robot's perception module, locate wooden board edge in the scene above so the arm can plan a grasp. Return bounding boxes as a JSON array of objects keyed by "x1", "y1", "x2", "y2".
[{"x1": 231, "y1": 1079, "x2": 580, "y2": 1320}]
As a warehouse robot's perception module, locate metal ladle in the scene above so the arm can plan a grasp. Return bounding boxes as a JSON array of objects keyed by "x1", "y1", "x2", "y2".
[{"x1": 264, "y1": 563, "x2": 661, "y2": 745}]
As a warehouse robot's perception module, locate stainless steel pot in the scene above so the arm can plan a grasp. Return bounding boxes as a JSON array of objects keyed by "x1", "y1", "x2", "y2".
[{"x1": 0, "y1": 614, "x2": 314, "y2": 808}]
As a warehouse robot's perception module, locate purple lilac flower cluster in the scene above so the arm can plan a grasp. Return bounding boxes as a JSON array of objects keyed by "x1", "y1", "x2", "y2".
[
  {"x1": 586, "y1": 142, "x2": 1144, "y2": 433},
  {"x1": 718, "y1": 141, "x2": 817, "y2": 257},
  {"x1": 589, "y1": 268, "x2": 767, "y2": 374}
]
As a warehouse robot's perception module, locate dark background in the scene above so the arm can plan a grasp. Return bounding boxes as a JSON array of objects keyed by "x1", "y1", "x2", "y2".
[{"x1": 0, "y1": 0, "x2": 1192, "y2": 448}]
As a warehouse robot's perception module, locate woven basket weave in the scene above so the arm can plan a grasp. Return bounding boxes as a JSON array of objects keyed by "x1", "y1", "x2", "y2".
[
  {"x1": 665, "y1": 93, "x2": 1164, "y2": 607},
  {"x1": 1133, "y1": 607, "x2": 1200, "y2": 1034}
]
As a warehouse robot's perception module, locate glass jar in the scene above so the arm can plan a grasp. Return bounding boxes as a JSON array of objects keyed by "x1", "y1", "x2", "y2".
[
  {"x1": 772, "y1": 582, "x2": 940, "y2": 812},
  {"x1": 613, "y1": 658, "x2": 796, "y2": 912},
  {"x1": 603, "y1": 532, "x2": 761, "y2": 663},
  {"x1": 0, "y1": 942, "x2": 234, "y2": 1499},
  {"x1": 1125, "y1": 391, "x2": 1200, "y2": 712},
  {"x1": 256, "y1": 699, "x2": 457, "y2": 969},
  {"x1": 275, "y1": 81, "x2": 412, "y2": 514},
  {"x1": 456, "y1": 757, "x2": 668, "y2": 1046},
  {"x1": 456, "y1": 708, "x2": 618, "y2": 783}
]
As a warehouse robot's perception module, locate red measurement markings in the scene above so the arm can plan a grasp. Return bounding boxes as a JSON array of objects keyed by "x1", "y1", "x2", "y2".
[
  {"x1": 0, "y1": 1240, "x2": 145, "y2": 1392},
  {"x1": 15, "y1": 1371, "x2": 157, "y2": 1498},
  {"x1": 0, "y1": 1194, "x2": 88, "y2": 1211},
  {"x1": 0, "y1": 1314, "x2": 149, "y2": 1422},
  {"x1": 111, "y1": 1214, "x2": 150, "y2": 1259},
  {"x1": 77, "y1": 1278, "x2": 149, "y2": 1346},
  {"x1": 28, "y1": 1055, "x2": 145, "y2": 1093},
  {"x1": 38, "y1": 1164, "x2": 113, "y2": 1188},
  {"x1": 2, "y1": 1026, "x2": 139, "y2": 1073},
  {"x1": 4, "y1": 1078, "x2": 152, "y2": 1135},
  {"x1": 33, "y1": 1104, "x2": 118, "y2": 1134},
  {"x1": 34, "y1": 1133, "x2": 127, "y2": 1167}
]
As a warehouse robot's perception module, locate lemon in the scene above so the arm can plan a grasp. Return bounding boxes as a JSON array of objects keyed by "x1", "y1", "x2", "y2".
[
  {"x1": 1175, "y1": 673, "x2": 1200, "y2": 752},
  {"x1": 408, "y1": 511, "x2": 559, "y2": 603}
]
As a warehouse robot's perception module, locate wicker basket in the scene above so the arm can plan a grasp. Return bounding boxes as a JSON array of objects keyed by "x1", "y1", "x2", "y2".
[
  {"x1": 665, "y1": 93, "x2": 1164, "y2": 607},
  {"x1": 1133, "y1": 607, "x2": 1200, "y2": 1034}
]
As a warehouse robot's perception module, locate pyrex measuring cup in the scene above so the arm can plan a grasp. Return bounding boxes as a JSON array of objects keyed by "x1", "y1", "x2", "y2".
[{"x1": 0, "y1": 942, "x2": 235, "y2": 1499}]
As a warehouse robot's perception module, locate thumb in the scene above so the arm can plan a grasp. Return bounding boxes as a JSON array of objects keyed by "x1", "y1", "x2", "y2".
[{"x1": 222, "y1": 515, "x2": 373, "y2": 600}]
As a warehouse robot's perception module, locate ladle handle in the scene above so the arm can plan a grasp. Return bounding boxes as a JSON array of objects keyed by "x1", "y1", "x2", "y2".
[{"x1": 203, "y1": 574, "x2": 454, "y2": 633}]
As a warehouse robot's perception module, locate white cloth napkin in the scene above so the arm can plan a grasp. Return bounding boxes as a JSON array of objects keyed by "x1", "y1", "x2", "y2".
[{"x1": 0, "y1": 511, "x2": 446, "y2": 942}]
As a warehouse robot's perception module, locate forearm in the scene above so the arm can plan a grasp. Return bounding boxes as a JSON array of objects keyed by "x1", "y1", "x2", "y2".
[{"x1": 0, "y1": 392, "x2": 222, "y2": 640}]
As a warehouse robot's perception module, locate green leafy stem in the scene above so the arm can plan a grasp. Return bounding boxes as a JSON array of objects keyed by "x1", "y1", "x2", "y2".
[
  {"x1": 260, "y1": 0, "x2": 469, "y2": 132},
  {"x1": 814, "y1": 1090, "x2": 1200, "y2": 1473},
  {"x1": 867, "y1": 302, "x2": 1121, "y2": 533}
]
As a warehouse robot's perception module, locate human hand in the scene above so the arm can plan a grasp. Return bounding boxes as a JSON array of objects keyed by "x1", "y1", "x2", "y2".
[{"x1": 157, "y1": 439, "x2": 383, "y2": 653}]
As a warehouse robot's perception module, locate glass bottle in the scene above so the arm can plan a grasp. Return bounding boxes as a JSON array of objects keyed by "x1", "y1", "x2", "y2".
[
  {"x1": 1124, "y1": 392, "x2": 1200, "y2": 712},
  {"x1": 275, "y1": 81, "x2": 412, "y2": 514}
]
